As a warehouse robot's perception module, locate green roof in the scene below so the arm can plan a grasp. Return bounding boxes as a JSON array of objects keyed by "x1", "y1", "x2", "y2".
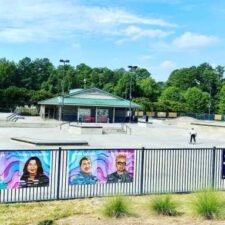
[
  {"x1": 38, "y1": 88, "x2": 140, "y2": 108},
  {"x1": 39, "y1": 96, "x2": 140, "y2": 108},
  {"x1": 69, "y1": 89, "x2": 83, "y2": 94}
]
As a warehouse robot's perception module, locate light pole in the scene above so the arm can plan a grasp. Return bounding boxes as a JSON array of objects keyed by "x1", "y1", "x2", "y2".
[
  {"x1": 128, "y1": 65, "x2": 138, "y2": 123},
  {"x1": 84, "y1": 78, "x2": 87, "y2": 89},
  {"x1": 59, "y1": 59, "x2": 70, "y2": 121},
  {"x1": 208, "y1": 82, "x2": 212, "y2": 120}
]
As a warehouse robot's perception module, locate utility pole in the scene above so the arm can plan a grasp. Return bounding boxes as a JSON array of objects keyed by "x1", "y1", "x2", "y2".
[
  {"x1": 128, "y1": 65, "x2": 138, "y2": 123},
  {"x1": 59, "y1": 59, "x2": 70, "y2": 121},
  {"x1": 208, "y1": 82, "x2": 212, "y2": 120}
]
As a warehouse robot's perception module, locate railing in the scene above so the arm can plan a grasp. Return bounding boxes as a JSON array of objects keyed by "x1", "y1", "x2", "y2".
[
  {"x1": 121, "y1": 123, "x2": 132, "y2": 135},
  {"x1": 59, "y1": 121, "x2": 71, "y2": 130},
  {"x1": 6, "y1": 113, "x2": 18, "y2": 121},
  {"x1": 6, "y1": 113, "x2": 24, "y2": 122},
  {"x1": 0, "y1": 147, "x2": 225, "y2": 203}
]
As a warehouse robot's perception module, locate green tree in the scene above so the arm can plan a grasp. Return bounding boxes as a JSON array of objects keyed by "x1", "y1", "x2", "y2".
[
  {"x1": 137, "y1": 77, "x2": 160, "y2": 101},
  {"x1": 75, "y1": 63, "x2": 92, "y2": 89},
  {"x1": 4, "y1": 86, "x2": 30, "y2": 110},
  {"x1": 159, "y1": 86, "x2": 184, "y2": 102},
  {"x1": 184, "y1": 87, "x2": 209, "y2": 113},
  {"x1": 133, "y1": 97, "x2": 153, "y2": 111},
  {"x1": 154, "y1": 100, "x2": 188, "y2": 112},
  {"x1": 0, "y1": 58, "x2": 17, "y2": 89},
  {"x1": 218, "y1": 85, "x2": 225, "y2": 114},
  {"x1": 29, "y1": 90, "x2": 54, "y2": 105},
  {"x1": 167, "y1": 67, "x2": 199, "y2": 90}
]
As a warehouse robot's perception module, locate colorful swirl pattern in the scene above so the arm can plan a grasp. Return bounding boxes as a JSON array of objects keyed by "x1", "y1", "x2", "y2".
[
  {"x1": 68, "y1": 149, "x2": 135, "y2": 185},
  {"x1": 0, "y1": 151, "x2": 51, "y2": 189}
]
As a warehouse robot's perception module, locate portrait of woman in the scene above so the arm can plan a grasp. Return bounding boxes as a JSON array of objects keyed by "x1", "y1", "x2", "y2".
[{"x1": 20, "y1": 156, "x2": 49, "y2": 188}]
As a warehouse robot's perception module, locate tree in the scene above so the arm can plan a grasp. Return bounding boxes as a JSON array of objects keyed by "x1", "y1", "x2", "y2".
[
  {"x1": 159, "y1": 86, "x2": 184, "y2": 102},
  {"x1": 75, "y1": 63, "x2": 92, "y2": 89},
  {"x1": 135, "y1": 68, "x2": 151, "y2": 80},
  {"x1": 133, "y1": 97, "x2": 153, "y2": 112},
  {"x1": 29, "y1": 90, "x2": 54, "y2": 106},
  {"x1": 0, "y1": 58, "x2": 17, "y2": 89},
  {"x1": 154, "y1": 100, "x2": 188, "y2": 112},
  {"x1": 16, "y1": 57, "x2": 34, "y2": 89},
  {"x1": 114, "y1": 73, "x2": 130, "y2": 98},
  {"x1": 167, "y1": 67, "x2": 199, "y2": 90},
  {"x1": 218, "y1": 85, "x2": 225, "y2": 114},
  {"x1": 32, "y1": 58, "x2": 54, "y2": 90},
  {"x1": 137, "y1": 77, "x2": 160, "y2": 101},
  {"x1": 4, "y1": 86, "x2": 30, "y2": 110},
  {"x1": 184, "y1": 87, "x2": 209, "y2": 113}
]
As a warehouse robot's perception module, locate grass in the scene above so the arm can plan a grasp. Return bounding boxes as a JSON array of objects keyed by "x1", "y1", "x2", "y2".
[
  {"x1": 102, "y1": 195, "x2": 132, "y2": 218},
  {"x1": 1, "y1": 192, "x2": 225, "y2": 225},
  {"x1": 192, "y1": 189, "x2": 225, "y2": 219},
  {"x1": 0, "y1": 200, "x2": 93, "y2": 225},
  {"x1": 150, "y1": 195, "x2": 179, "y2": 216}
]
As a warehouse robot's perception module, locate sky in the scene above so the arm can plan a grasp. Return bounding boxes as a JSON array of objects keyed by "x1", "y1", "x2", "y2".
[{"x1": 0, "y1": 0, "x2": 224, "y2": 81}]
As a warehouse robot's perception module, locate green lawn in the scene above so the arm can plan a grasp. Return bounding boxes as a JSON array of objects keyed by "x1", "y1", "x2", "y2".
[{"x1": 0, "y1": 192, "x2": 225, "y2": 225}]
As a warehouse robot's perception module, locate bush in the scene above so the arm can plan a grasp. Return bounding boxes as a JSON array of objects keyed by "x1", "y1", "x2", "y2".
[
  {"x1": 192, "y1": 189, "x2": 225, "y2": 219},
  {"x1": 103, "y1": 195, "x2": 131, "y2": 218},
  {"x1": 37, "y1": 220, "x2": 54, "y2": 225},
  {"x1": 151, "y1": 195, "x2": 178, "y2": 216}
]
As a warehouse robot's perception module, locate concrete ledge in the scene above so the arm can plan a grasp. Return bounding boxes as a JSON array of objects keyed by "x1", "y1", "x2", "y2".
[
  {"x1": 0, "y1": 122, "x2": 58, "y2": 128},
  {"x1": 11, "y1": 137, "x2": 88, "y2": 146},
  {"x1": 191, "y1": 122, "x2": 225, "y2": 128},
  {"x1": 138, "y1": 121, "x2": 152, "y2": 128},
  {"x1": 69, "y1": 124, "x2": 103, "y2": 134}
]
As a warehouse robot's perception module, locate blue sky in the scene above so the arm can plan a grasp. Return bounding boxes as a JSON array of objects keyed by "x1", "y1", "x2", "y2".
[{"x1": 0, "y1": 0, "x2": 224, "y2": 81}]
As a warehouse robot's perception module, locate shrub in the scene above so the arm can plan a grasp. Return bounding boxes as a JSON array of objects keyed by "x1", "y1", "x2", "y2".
[
  {"x1": 37, "y1": 220, "x2": 54, "y2": 225},
  {"x1": 192, "y1": 189, "x2": 225, "y2": 219},
  {"x1": 103, "y1": 195, "x2": 131, "y2": 218},
  {"x1": 151, "y1": 195, "x2": 178, "y2": 216}
]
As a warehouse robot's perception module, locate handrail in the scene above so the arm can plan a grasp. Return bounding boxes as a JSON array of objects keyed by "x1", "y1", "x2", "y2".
[
  {"x1": 121, "y1": 123, "x2": 132, "y2": 135},
  {"x1": 6, "y1": 113, "x2": 18, "y2": 121},
  {"x1": 11, "y1": 116, "x2": 24, "y2": 122},
  {"x1": 59, "y1": 121, "x2": 71, "y2": 130}
]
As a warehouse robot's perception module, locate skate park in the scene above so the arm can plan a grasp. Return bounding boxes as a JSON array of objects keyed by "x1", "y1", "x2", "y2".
[{"x1": 1, "y1": 112, "x2": 225, "y2": 150}]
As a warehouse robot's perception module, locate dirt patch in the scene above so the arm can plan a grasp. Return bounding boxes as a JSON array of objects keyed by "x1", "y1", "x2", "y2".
[{"x1": 56, "y1": 213, "x2": 225, "y2": 225}]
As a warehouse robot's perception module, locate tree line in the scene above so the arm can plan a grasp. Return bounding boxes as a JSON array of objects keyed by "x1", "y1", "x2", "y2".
[{"x1": 0, "y1": 57, "x2": 225, "y2": 114}]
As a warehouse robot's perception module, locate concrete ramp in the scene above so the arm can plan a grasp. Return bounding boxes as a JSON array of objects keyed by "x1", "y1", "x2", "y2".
[{"x1": 11, "y1": 137, "x2": 88, "y2": 146}]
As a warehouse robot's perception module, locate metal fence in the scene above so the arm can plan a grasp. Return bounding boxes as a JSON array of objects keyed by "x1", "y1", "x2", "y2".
[{"x1": 0, "y1": 147, "x2": 224, "y2": 203}]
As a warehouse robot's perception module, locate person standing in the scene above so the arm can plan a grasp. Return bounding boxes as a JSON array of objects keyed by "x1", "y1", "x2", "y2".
[{"x1": 190, "y1": 128, "x2": 197, "y2": 144}]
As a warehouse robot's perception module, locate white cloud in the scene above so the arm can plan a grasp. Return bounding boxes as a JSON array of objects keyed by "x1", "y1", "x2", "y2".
[
  {"x1": 0, "y1": 0, "x2": 176, "y2": 43},
  {"x1": 122, "y1": 25, "x2": 172, "y2": 40},
  {"x1": 172, "y1": 32, "x2": 218, "y2": 49},
  {"x1": 160, "y1": 60, "x2": 177, "y2": 70}
]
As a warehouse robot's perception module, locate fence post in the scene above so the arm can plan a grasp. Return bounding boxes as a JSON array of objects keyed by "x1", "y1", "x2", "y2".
[
  {"x1": 140, "y1": 147, "x2": 145, "y2": 195},
  {"x1": 211, "y1": 146, "x2": 216, "y2": 189},
  {"x1": 56, "y1": 147, "x2": 62, "y2": 200}
]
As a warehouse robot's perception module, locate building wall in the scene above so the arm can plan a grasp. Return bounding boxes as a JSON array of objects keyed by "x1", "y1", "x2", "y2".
[
  {"x1": 63, "y1": 105, "x2": 78, "y2": 121},
  {"x1": 43, "y1": 105, "x2": 128, "y2": 123}
]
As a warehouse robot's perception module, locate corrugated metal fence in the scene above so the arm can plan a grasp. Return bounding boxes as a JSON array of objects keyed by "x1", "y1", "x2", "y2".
[{"x1": 0, "y1": 147, "x2": 224, "y2": 203}]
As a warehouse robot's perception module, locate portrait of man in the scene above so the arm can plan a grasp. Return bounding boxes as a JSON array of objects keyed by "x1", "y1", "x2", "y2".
[
  {"x1": 72, "y1": 156, "x2": 97, "y2": 185},
  {"x1": 107, "y1": 154, "x2": 133, "y2": 183}
]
